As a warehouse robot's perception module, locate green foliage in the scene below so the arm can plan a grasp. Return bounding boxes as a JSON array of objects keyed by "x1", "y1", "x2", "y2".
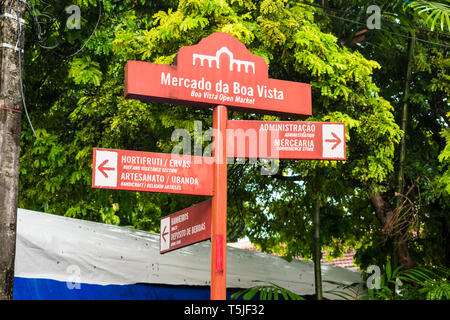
[
  {"x1": 405, "y1": 0, "x2": 450, "y2": 32},
  {"x1": 18, "y1": 0, "x2": 448, "y2": 278},
  {"x1": 20, "y1": 0, "x2": 400, "y2": 240},
  {"x1": 366, "y1": 259, "x2": 405, "y2": 300},
  {"x1": 437, "y1": 112, "x2": 450, "y2": 197},
  {"x1": 231, "y1": 281, "x2": 304, "y2": 300},
  {"x1": 69, "y1": 56, "x2": 103, "y2": 86},
  {"x1": 400, "y1": 266, "x2": 450, "y2": 300},
  {"x1": 364, "y1": 259, "x2": 450, "y2": 300},
  {"x1": 323, "y1": 280, "x2": 367, "y2": 300},
  {"x1": 309, "y1": 0, "x2": 450, "y2": 270}
]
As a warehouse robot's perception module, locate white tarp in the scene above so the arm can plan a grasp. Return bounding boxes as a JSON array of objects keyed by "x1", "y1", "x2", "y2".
[{"x1": 15, "y1": 208, "x2": 364, "y2": 299}]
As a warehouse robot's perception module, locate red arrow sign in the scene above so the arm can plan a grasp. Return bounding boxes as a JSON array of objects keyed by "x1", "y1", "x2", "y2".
[
  {"x1": 325, "y1": 132, "x2": 342, "y2": 150},
  {"x1": 226, "y1": 120, "x2": 346, "y2": 160},
  {"x1": 92, "y1": 148, "x2": 213, "y2": 196},
  {"x1": 160, "y1": 200, "x2": 212, "y2": 254},
  {"x1": 97, "y1": 159, "x2": 115, "y2": 178}
]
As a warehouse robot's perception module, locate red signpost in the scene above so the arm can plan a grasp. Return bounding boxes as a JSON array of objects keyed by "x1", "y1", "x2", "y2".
[
  {"x1": 226, "y1": 120, "x2": 346, "y2": 160},
  {"x1": 211, "y1": 105, "x2": 228, "y2": 300},
  {"x1": 91, "y1": 32, "x2": 345, "y2": 301},
  {"x1": 92, "y1": 148, "x2": 213, "y2": 196},
  {"x1": 160, "y1": 200, "x2": 212, "y2": 254},
  {"x1": 122, "y1": 33, "x2": 314, "y2": 300}
]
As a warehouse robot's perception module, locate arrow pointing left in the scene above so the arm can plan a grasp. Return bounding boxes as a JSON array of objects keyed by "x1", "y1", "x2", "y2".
[
  {"x1": 160, "y1": 217, "x2": 171, "y2": 251},
  {"x1": 93, "y1": 149, "x2": 118, "y2": 188},
  {"x1": 97, "y1": 159, "x2": 116, "y2": 178},
  {"x1": 161, "y1": 225, "x2": 169, "y2": 243}
]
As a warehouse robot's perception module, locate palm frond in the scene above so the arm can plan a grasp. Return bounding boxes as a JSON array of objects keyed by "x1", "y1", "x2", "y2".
[
  {"x1": 405, "y1": 0, "x2": 450, "y2": 32},
  {"x1": 231, "y1": 281, "x2": 305, "y2": 300}
]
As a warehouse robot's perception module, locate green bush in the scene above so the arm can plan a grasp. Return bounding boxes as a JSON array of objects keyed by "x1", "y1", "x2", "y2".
[{"x1": 365, "y1": 260, "x2": 450, "y2": 300}]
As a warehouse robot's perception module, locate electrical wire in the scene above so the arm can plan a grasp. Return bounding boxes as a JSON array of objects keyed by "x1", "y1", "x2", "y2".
[
  {"x1": 320, "y1": 9, "x2": 450, "y2": 48},
  {"x1": 16, "y1": 0, "x2": 37, "y2": 137},
  {"x1": 5, "y1": 0, "x2": 103, "y2": 139},
  {"x1": 27, "y1": 0, "x2": 102, "y2": 57},
  {"x1": 6, "y1": 0, "x2": 447, "y2": 140},
  {"x1": 302, "y1": 1, "x2": 450, "y2": 37},
  {"x1": 297, "y1": 1, "x2": 450, "y2": 48},
  {"x1": 64, "y1": 2, "x2": 102, "y2": 58},
  {"x1": 0, "y1": 2, "x2": 37, "y2": 136}
]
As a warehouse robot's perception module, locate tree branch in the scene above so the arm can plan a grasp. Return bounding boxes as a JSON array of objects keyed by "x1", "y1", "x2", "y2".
[{"x1": 369, "y1": 190, "x2": 393, "y2": 226}]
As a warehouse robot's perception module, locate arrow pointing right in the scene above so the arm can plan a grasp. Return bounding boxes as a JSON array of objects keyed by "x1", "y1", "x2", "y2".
[{"x1": 325, "y1": 132, "x2": 342, "y2": 150}]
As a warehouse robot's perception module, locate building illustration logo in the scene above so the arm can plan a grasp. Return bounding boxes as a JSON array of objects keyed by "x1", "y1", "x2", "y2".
[{"x1": 192, "y1": 46, "x2": 256, "y2": 74}]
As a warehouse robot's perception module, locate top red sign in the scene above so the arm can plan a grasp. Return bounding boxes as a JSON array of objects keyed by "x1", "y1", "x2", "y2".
[{"x1": 125, "y1": 32, "x2": 311, "y2": 118}]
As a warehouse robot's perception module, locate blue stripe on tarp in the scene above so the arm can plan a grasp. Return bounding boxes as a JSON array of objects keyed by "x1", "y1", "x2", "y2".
[{"x1": 13, "y1": 277, "x2": 241, "y2": 300}]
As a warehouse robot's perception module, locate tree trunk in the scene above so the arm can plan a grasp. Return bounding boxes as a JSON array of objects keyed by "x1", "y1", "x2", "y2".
[
  {"x1": 390, "y1": 28, "x2": 416, "y2": 270},
  {"x1": 397, "y1": 238, "x2": 414, "y2": 269},
  {"x1": 370, "y1": 191, "x2": 415, "y2": 269},
  {"x1": 397, "y1": 30, "x2": 416, "y2": 202},
  {"x1": 0, "y1": 0, "x2": 26, "y2": 300}
]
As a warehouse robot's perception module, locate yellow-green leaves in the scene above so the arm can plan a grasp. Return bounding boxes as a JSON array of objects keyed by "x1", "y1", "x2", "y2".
[
  {"x1": 437, "y1": 112, "x2": 450, "y2": 196},
  {"x1": 69, "y1": 56, "x2": 103, "y2": 86},
  {"x1": 257, "y1": 18, "x2": 286, "y2": 48},
  {"x1": 220, "y1": 22, "x2": 254, "y2": 45}
]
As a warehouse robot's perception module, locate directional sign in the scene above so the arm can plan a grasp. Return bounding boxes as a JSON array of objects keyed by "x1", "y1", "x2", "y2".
[
  {"x1": 125, "y1": 32, "x2": 311, "y2": 118},
  {"x1": 92, "y1": 148, "x2": 213, "y2": 196},
  {"x1": 226, "y1": 121, "x2": 346, "y2": 160},
  {"x1": 123, "y1": 32, "x2": 322, "y2": 300},
  {"x1": 160, "y1": 199, "x2": 212, "y2": 254}
]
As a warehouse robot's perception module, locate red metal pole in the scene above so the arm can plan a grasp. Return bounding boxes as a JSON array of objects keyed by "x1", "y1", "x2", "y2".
[{"x1": 211, "y1": 105, "x2": 228, "y2": 300}]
